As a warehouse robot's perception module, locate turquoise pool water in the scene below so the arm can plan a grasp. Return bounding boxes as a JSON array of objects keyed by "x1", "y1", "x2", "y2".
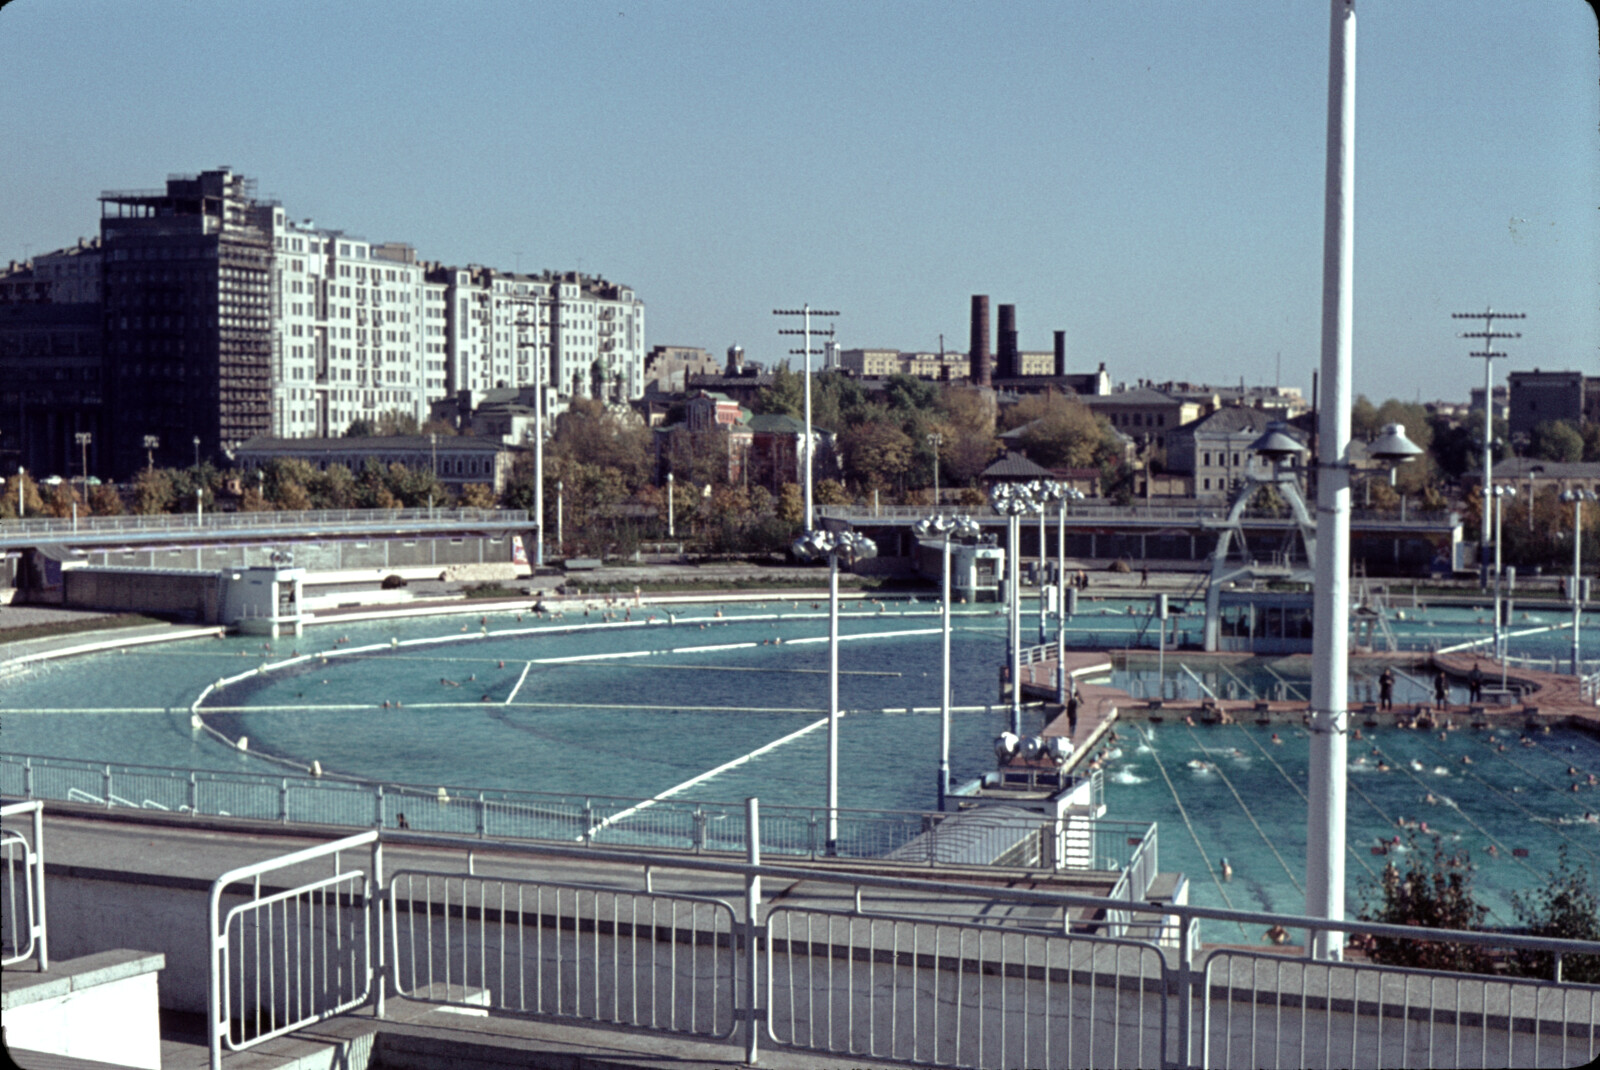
[{"x1": 3, "y1": 595, "x2": 1596, "y2": 920}]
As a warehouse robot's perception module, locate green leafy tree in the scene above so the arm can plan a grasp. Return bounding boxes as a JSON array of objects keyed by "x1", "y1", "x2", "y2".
[
  {"x1": 1529, "y1": 420, "x2": 1584, "y2": 463},
  {"x1": 758, "y1": 361, "x2": 804, "y2": 419},
  {"x1": 1509, "y1": 845, "x2": 1600, "y2": 983},
  {"x1": 131, "y1": 469, "x2": 175, "y2": 515},
  {"x1": 814, "y1": 478, "x2": 852, "y2": 506},
  {"x1": 307, "y1": 464, "x2": 358, "y2": 509},
  {"x1": 776, "y1": 484, "x2": 804, "y2": 524},
  {"x1": 376, "y1": 409, "x2": 421, "y2": 436},
  {"x1": 839, "y1": 418, "x2": 914, "y2": 490},
  {"x1": 1359, "y1": 835, "x2": 1491, "y2": 974},
  {"x1": 345, "y1": 418, "x2": 376, "y2": 438}
]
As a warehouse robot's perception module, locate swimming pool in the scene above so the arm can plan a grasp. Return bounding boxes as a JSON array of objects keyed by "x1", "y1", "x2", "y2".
[{"x1": 3, "y1": 594, "x2": 1596, "y2": 921}]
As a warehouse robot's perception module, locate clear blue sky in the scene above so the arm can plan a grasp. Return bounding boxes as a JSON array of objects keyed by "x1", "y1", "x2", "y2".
[{"x1": 2, "y1": 0, "x2": 1595, "y2": 406}]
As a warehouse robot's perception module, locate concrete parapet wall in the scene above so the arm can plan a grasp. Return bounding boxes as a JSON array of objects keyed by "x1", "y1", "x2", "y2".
[{"x1": 63, "y1": 568, "x2": 222, "y2": 623}]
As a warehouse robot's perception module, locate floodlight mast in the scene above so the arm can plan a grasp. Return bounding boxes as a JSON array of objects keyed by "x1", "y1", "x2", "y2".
[
  {"x1": 775, "y1": 307, "x2": 840, "y2": 532},
  {"x1": 1452, "y1": 308, "x2": 1525, "y2": 588},
  {"x1": 1306, "y1": 0, "x2": 1355, "y2": 962}
]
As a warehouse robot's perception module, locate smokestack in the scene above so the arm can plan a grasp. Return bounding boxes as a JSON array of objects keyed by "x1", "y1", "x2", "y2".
[
  {"x1": 997, "y1": 304, "x2": 1018, "y2": 380},
  {"x1": 1053, "y1": 331, "x2": 1066, "y2": 378},
  {"x1": 969, "y1": 295, "x2": 991, "y2": 387}
]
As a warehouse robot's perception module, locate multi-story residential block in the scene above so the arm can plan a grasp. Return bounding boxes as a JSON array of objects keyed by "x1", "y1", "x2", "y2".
[
  {"x1": 1507, "y1": 369, "x2": 1599, "y2": 438},
  {"x1": 9, "y1": 168, "x2": 648, "y2": 477},
  {"x1": 0, "y1": 239, "x2": 105, "y2": 478},
  {"x1": 1165, "y1": 406, "x2": 1303, "y2": 500},
  {"x1": 644, "y1": 346, "x2": 722, "y2": 393},
  {"x1": 99, "y1": 169, "x2": 273, "y2": 475},
  {"x1": 1082, "y1": 388, "x2": 1203, "y2": 446}
]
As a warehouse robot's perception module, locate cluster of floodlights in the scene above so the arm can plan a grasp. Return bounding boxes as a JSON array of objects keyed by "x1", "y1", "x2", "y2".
[
  {"x1": 910, "y1": 514, "x2": 982, "y2": 541},
  {"x1": 791, "y1": 528, "x2": 878, "y2": 564},
  {"x1": 1560, "y1": 488, "x2": 1598, "y2": 507},
  {"x1": 994, "y1": 730, "x2": 1073, "y2": 765},
  {"x1": 988, "y1": 479, "x2": 1087, "y2": 513}
]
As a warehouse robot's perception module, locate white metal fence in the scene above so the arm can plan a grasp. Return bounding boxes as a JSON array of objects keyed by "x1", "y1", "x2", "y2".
[
  {"x1": 387, "y1": 872, "x2": 739, "y2": 1038},
  {"x1": 764, "y1": 908, "x2": 1168, "y2": 1068},
  {"x1": 0, "y1": 800, "x2": 48, "y2": 970},
  {"x1": 194, "y1": 816, "x2": 1598, "y2": 1069},
  {"x1": 207, "y1": 831, "x2": 379, "y2": 1069},
  {"x1": 1202, "y1": 949, "x2": 1600, "y2": 1070}
]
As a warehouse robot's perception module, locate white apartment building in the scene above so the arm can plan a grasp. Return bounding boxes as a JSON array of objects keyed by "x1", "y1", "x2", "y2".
[{"x1": 264, "y1": 208, "x2": 429, "y2": 437}]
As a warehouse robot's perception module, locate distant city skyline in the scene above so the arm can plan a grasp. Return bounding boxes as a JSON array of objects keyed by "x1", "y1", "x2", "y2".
[{"x1": 2, "y1": 0, "x2": 1595, "y2": 406}]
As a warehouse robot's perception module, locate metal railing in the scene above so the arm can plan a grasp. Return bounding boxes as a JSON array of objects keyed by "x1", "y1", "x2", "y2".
[
  {"x1": 1202, "y1": 949, "x2": 1600, "y2": 1070},
  {"x1": 764, "y1": 907, "x2": 1168, "y2": 1068},
  {"x1": 388, "y1": 872, "x2": 738, "y2": 1038},
  {"x1": 1, "y1": 754, "x2": 1118, "y2": 875},
  {"x1": 207, "y1": 830, "x2": 379, "y2": 1070},
  {"x1": 0, "y1": 800, "x2": 48, "y2": 970},
  {"x1": 0, "y1": 506, "x2": 527, "y2": 536},
  {"x1": 196, "y1": 818, "x2": 1597, "y2": 1069}
]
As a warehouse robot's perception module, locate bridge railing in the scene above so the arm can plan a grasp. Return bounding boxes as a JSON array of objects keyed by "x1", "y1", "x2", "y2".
[{"x1": 0, "y1": 507, "x2": 529, "y2": 538}]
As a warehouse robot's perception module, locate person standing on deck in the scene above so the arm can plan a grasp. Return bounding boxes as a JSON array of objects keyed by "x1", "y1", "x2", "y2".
[
  {"x1": 1467, "y1": 662, "x2": 1483, "y2": 704},
  {"x1": 1433, "y1": 669, "x2": 1449, "y2": 711},
  {"x1": 1378, "y1": 667, "x2": 1395, "y2": 711}
]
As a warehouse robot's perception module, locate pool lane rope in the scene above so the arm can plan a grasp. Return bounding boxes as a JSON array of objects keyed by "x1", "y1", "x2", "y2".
[
  {"x1": 1181, "y1": 722, "x2": 1303, "y2": 895},
  {"x1": 1130, "y1": 723, "x2": 1248, "y2": 937},
  {"x1": 1229, "y1": 725, "x2": 1376, "y2": 880}
]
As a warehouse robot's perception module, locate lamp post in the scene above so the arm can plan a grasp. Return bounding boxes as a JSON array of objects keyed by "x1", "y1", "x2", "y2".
[
  {"x1": 1562, "y1": 489, "x2": 1595, "y2": 675},
  {"x1": 666, "y1": 472, "x2": 675, "y2": 538},
  {"x1": 1054, "y1": 486, "x2": 1085, "y2": 702},
  {"x1": 556, "y1": 478, "x2": 564, "y2": 552},
  {"x1": 15, "y1": 466, "x2": 24, "y2": 519},
  {"x1": 914, "y1": 514, "x2": 978, "y2": 809},
  {"x1": 791, "y1": 528, "x2": 877, "y2": 851},
  {"x1": 1491, "y1": 484, "x2": 1516, "y2": 676},
  {"x1": 143, "y1": 435, "x2": 159, "y2": 473},
  {"x1": 75, "y1": 432, "x2": 92, "y2": 495},
  {"x1": 1028, "y1": 480, "x2": 1065, "y2": 643},
  {"x1": 990, "y1": 483, "x2": 1036, "y2": 736},
  {"x1": 927, "y1": 432, "x2": 943, "y2": 507},
  {"x1": 193, "y1": 435, "x2": 201, "y2": 470}
]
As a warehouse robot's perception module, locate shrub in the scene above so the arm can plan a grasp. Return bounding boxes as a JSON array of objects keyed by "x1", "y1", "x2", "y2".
[
  {"x1": 1358, "y1": 835, "x2": 1491, "y2": 974},
  {"x1": 1509, "y1": 845, "x2": 1600, "y2": 983}
]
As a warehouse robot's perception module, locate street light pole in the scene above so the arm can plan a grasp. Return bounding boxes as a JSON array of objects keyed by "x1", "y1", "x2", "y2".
[
  {"x1": 792, "y1": 529, "x2": 876, "y2": 853},
  {"x1": 916, "y1": 515, "x2": 976, "y2": 810},
  {"x1": 927, "y1": 432, "x2": 942, "y2": 507},
  {"x1": 193, "y1": 435, "x2": 201, "y2": 470},
  {"x1": 1492, "y1": 484, "x2": 1516, "y2": 683},
  {"x1": 556, "y1": 478, "x2": 564, "y2": 552},
  {"x1": 75, "y1": 432, "x2": 91, "y2": 496},
  {"x1": 1563, "y1": 489, "x2": 1595, "y2": 675},
  {"x1": 667, "y1": 472, "x2": 675, "y2": 538}
]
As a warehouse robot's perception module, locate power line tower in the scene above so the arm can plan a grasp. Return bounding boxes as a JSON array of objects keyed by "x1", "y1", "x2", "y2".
[
  {"x1": 773, "y1": 306, "x2": 838, "y2": 531},
  {"x1": 1452, "y1": 307, "x2": 1525, "y2": 588}
]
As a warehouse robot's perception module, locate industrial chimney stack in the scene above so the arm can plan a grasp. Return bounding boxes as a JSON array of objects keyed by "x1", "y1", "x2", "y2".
[
  {"x1": 969, "y1": 295, "x2": 992, "y2": 387},
  {"x1": 1053, "y1": 331, "x2": 1066, "y2": 378},
  {"x1": 997, "y1": 304, "x2": 1018, "y2": 380}
]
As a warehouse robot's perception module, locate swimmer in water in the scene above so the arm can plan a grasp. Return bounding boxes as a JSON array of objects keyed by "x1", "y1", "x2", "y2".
[
  {"x1": 1220, "y1": 858, "x2": 1233, "y2": 879},
  {"x1": 1271, "y1": 733, "x2": 1283, "y2": 745}
]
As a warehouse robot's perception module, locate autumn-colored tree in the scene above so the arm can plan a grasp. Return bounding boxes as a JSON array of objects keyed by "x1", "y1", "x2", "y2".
[
  {"x1": 840, "y1": 419, "x2": 915, "y2": 490},
  {"x1": 814, "y1": 478, "x2": 852, "y2": 506},
  {"x1": 41, "y1": 482, "x2": 82, "y2": 519},
  {"x1": 1005, "y1": 391, "x2": 1115, "y2": 468},
  {"x1": 1359, "y1": 836, "x2": 1491, "y2": 974},
  {"x1": 88, "y1": 483, "x2": 124, "y2": 516},
  {"x1": 777, "y1": 484, "x2": 804, "y2": 524},
  {"x1": 238, "y1": 487, "x2": 273, "y2": 512},
  {"x1": 457, "y1": 483, "x2": 497, "y2": 509}
]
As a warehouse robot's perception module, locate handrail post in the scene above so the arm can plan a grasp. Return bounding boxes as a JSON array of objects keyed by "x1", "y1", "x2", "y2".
[
  {"x1": 104, "y1": 765, "x2": 113, "y2": 809},
  {"x1": 744, "y1": 797, "x2": 762, "y2": 1064},
  {"x1": 189, "y1": 772, "x2": 198, "y2": 815},
  {"x1": 374, "y1": 784, "x2": 384, "y2": 828},
  {"x1": 280, "y1": 779, "x2": 290, "y2": 823},
  {"x1": 23, "y1": 758, "x2": 33, "y2": 799},
  {"x1": 372, "y1": 838, "x2": 385, "y2": 1019},
  {"x1": 1177, "y1": 914, "x2": 1196, "y2": 1070},
  {"x1": 32, "y1": 803, "x2": 48, "y2": 971}
]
